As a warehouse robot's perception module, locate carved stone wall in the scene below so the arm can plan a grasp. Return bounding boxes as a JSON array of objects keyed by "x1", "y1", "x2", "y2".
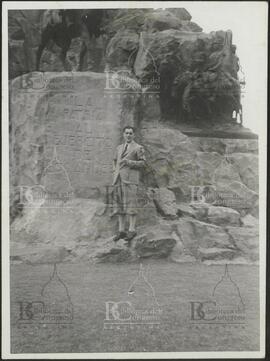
[{"x1": 10, "y1": 72, "x2": 141, "y2": 202}]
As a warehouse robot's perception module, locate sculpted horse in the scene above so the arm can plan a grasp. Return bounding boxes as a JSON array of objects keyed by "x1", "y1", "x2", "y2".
[{"x1": 36, "y1": 9, "x2": 106, "y2": 71}]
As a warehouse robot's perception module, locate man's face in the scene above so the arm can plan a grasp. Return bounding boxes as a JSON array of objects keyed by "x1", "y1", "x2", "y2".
[{"x1": 123, "y1": 129, "x2": 134, "y2": 143}]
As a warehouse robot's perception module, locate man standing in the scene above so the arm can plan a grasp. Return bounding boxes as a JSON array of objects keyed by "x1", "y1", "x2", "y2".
[{"x1": 112, "y1": 126, "x2": 146, "y2": 244}]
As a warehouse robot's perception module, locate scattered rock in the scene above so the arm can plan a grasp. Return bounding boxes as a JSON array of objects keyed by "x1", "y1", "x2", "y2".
[
  {"x1": 177, "y1": 203, "x2": 197, "y2": 218},
  {"x1": 143, "y1": 10, "x2": 183, "y2": 32},
  {"x1": 94, "y1": 247, "x2": 133, "y2": 263},
  {"x1": 203, "y1": 256, "x2": 257, "y2": 266},
  {"x1": 169, "y1": 235, "x2": 184, "y2": 261},
  {"x1": 224, "y1": 139, "x2": 258, "y2": 154},
  {"x1": 10, "y1": 72, "x2": 140, "y2": 212},
  {"x1": 170, "y1": 254, "x2": 197, "y2": 263},
  {"x1": 189, "y1": 203, "x2": 210, "y2": 220},
  {"x1": 226, "y1": 227, "x2": 259, "y2": 261},
  {"x1": 141, "y1": 125, "x2": 258, "y2": 205},
  {"x1": 8, "y1": 10, "x2": 42, "y2": 77},
  {"x1": 19, "y1": 246, "x2": 72, "y2": 264},
  {"x1": 177, "y1": 218, "x2": 234, "y2": 256},
  {"x1": 249, "y1": 199, "x2": 259, "y2": 219},
  {"x1": 227, "y1": 153, "x2": 258, "y2": 192},
  {"x1": 183, "y1": 21, "x2": 202, "y2": 32},
  {"x1": 195, "y1": 151, "x2": 223, "y2": 184},
  {"x1": 10, "y1": 199, "x2": 119, "y2": 264},
  {"x1": 106, "y1": 9, "x2": 150, "y2": 34},
  {"x1": 207, "y1": 206, "x2": 240, "y2": 226},
  {"x1": 217, "y1": 181, "x2": 258, "y2": 212},
  {"x1": 167, "y1": 8, "x2": 192, "y2": 21},
  {"x1": 241, "y1": 214, "x2": 259, "y2": 227},
  {"x1": 152, "y1": 187, "x2": 178, "y2": 218},
  {"x1": 105, "y1": 30, "x2": 139, "y2": 70},
  {"x1": 213, "y1": 158, "x2": 242, "y2": 187},
  {"x1": 190, "y1": 137, "x2": 227, "y2": 155},
  {"x1": 198, "y1": 247, "x2": 237, "y2": 261},
  {"x1": 8, "y1": 7, "x2": 259, "y2": 266},
  {"x1": 134, "y1": 232, "x2": 177, "y2": 258}
]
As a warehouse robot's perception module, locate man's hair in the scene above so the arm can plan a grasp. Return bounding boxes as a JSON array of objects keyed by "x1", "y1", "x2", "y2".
[{"x1": 123, "y1": 126, "x2": 135, "y2": 133}]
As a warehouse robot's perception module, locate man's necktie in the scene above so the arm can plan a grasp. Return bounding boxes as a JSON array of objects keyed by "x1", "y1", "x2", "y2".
[{"x1": 121, "y1": 143, "x2": 128, "y2": 158}]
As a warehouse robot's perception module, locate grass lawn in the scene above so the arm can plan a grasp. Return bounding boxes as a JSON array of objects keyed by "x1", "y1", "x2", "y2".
[{"x1": 10, "y1": 261, "x2": 260, "y2": 353}]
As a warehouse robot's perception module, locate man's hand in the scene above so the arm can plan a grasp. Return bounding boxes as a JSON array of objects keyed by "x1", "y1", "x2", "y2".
[{"x1": 120, "y1": 159, "x2": 129, "y2": 167}]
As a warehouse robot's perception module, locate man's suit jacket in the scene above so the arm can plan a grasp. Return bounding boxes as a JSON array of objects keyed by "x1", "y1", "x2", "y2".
[{"x1": 112, "y1": 141, "x2": 146, "y2": 185}]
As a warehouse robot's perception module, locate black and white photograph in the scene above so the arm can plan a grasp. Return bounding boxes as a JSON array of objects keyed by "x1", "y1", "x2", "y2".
[{"x1": 2, "y1": 1, "x2": 267, "y2": 359}]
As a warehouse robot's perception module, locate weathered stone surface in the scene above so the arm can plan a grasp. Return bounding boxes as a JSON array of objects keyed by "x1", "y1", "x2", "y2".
[
  {"x1": 177, "y1": 203, "x2": 197, "y2": 218},
  {"x1": 8, "y1": 8, "x2": 241, "y2": 129},
  {"x1": 241, "y1": 214, "x2": 259, "y2": 227},
  {"x1": 170, "y1": 254, "x2": 197, "y2": 263},
  {"x1": 9, "y1": 195, "x2": 258, "y2": 265},
  {"x1": 134, "y1": 233, "x2": 177, "y2": 259},
  {"x1": 203, "y1": 256, "x2": 257, "y2": 266},
  {"x1": 216, "y1": 181, "x2": 258, "y2": 213},
  {"x1": 143, "y1": 11, "x2": 183, "y2": 32},
  {"x1": 226, "y1": 226, "x2": 259, "y2": 261},
  {"x1": 136, "y1": 199, "x2": 160, "y2": 227},
  {"x1": 167, "y1": 8, "x2": 192, "y2": 21},
  {"x1": 195, "y1": 151, "x2": 224, "y2": 183},
  {"x1": 151, "y1": 187, "x2": 178, "y2": 218},
  {"x1": 94, "y1": 246, "x2": 133, "y2": 263},
  {"x1": 9, "y1": 196, "x2": 171, "y2": 264},
  {"x1": 9, "y1": 9, "x2": 259, "y2": 266},
  {"x1": 223, "y1": 139, "x2": 258, "y2": 154},
  {"x1": 8, "y1": 9, "x2": 110, "y2": 76},
  {"x1": 169, "y1": 232, "x2": 194, "y2": 262},
  {"x1": 189, "y1": 181, "x2": 258, "y2": 215},
  {"x1": 197, "y1": 247, "x2": 237, "y2": 261},
  {"x1": 189, "y1": 202, "x2": 210, "y2": 219},
  {"x1": 105, "y1": 9, "x2": 201, "y2": 73},
  {"x1": 10, "y1": 199, "x2": 107, "y2": 247},
  {"x1": 250, "y1": 199, "x2": 259, "y2": 219},
  {"x1": 11, "y1": 245, "x2": 73, "y2": 264},
  {"x1": 227, "y1": 153, "x2": 258, "y2": 191},
  {"x1": 140, "y1": 124, "x2": 258, "y2": 204},
  {"x1": 140, "y1": 126, "x2": 198, "y2": 198},
  {"x1": 8, "y1": 10, "x2": 43, "y2": 77},
  {"x1": 10, "y1": 72, "x2": 140, "y2": 202},
  {"x1": 190, "y1": 137, "x2": 227, "y2": 155},
  {"x1": 212, "y1": 158, "x2": 242, "y2": 187},
  {"x1": 189, "y1": 203, "x2": 241, "y2": 226},
  {"x1": 40, "y1": 38, "x2": 90, "y2": 72},
  {"x1": 105, "y1": 9, "x2": 151, "y2": 34},
  {"x1": 207, "y1": 206, "x2": 240, "y2": 226},
  {"x1": 10, "y1": 198, "x2": 127, "y2": 264},
  {"x1": 190, "y1": 137, "x2": 258, "y2": 155},
  {"x1": 105, "y1": 30, "x2": 139, "y2": 70},
  {"x1": 182, "y1": 21, "x2": 202, "y2": 32},
  {"x1": 176, "y1": 218, "x2": 235, "y2": 257},
  {"x1": 131, "y1": 27, "x2": 241, "y2": 124}
]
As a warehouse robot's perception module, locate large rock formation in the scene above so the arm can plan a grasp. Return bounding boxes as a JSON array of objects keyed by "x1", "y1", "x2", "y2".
[
  {"x1": 139, "y1": 120, "x2": 258, "y2": 205},
  {"x1": 10, "y1": 72, "x2": 141, "y2": 203},
  {"x1": 105, "y1": 10, "x2": 242, "y2": 125},
  {"x1": 9, "y1": 8, "x2": 259, "y2": 266},
  {"x1": 10, "y1": 78, "x2": 259, "y2": 265},
  {"x1": 8, "y1": 8, "x2": 244, "y2": 126}
]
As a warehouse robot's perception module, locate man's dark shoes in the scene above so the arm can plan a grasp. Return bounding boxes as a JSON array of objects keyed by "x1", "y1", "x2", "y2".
[
  {"x1": 125, "y1": 231, "x2": 137, "y2": 246},
  {"x1": 112, "y1": 231, "x2": 127, "y2": 243}
]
